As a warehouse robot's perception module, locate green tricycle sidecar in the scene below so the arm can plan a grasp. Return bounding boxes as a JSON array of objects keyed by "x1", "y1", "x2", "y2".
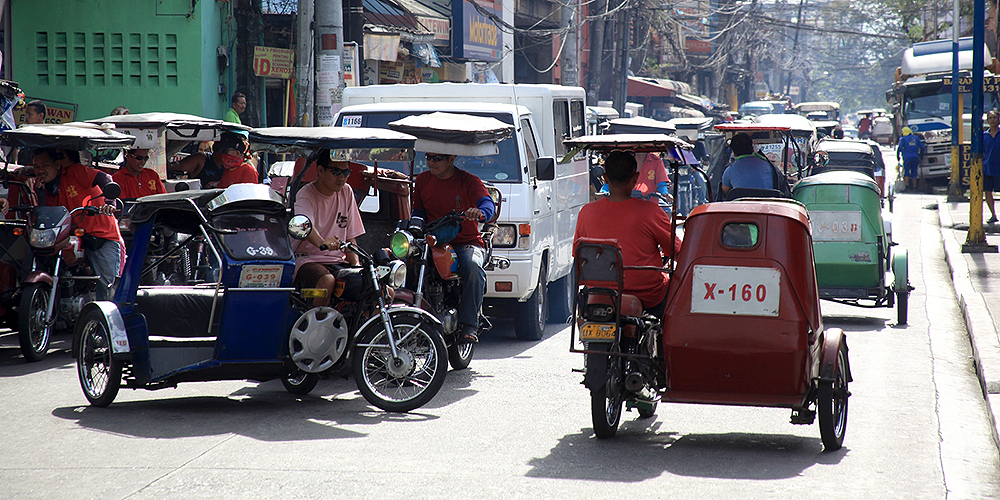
[{"x1": 792, "y1": 170, "x2": 911, "y2": 324}]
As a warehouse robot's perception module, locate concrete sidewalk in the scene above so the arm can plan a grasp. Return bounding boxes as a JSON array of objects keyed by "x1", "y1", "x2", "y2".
[{"x1": 938, "y1": 194, "x2": 1000, "y2": 442}]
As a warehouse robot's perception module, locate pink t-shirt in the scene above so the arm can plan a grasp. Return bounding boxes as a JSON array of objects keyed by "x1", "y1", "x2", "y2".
[
  {"x1": 634, "y1": 153, "x2": 669, "y2": 196},
  {"x1": 292, "y1": 182, "x2": 365, "y2": 270}
]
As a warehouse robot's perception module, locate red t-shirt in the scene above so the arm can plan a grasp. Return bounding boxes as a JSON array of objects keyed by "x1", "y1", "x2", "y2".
[
  {"x1": 112, "y1": 167, "x2": 166, "y2": 198},
  {"x1": 52, "y1": 163, "x2": 122, "y2": 242},
  {"x1": 573, "y1": 197, "x2": 682, "y2": 307},
  {"x1": 412, "y1": 168, "x2": 490, "y2": 247},
  {"x1": 217, "y1": 162, "x2": 259, "y2": 188}
]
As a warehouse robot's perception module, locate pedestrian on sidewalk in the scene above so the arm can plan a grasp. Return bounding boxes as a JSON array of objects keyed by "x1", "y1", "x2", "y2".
[
  {"x1": 984, "y1": 110, "x2": 1000, "y2": 224},
  {"x1": 897, "y1": 126, "x2": 925, "y2": 192}
]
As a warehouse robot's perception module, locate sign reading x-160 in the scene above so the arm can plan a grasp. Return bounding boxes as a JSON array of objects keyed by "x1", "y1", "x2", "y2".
[{"x1": 690, "y1": 265, "x2": 781, "y2": 316}]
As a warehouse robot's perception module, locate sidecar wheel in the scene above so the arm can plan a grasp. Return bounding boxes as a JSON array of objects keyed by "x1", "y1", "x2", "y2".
[
  {"x1": 18, "y1": 283, "x2": 53, "y2": 362},
  {"x1": 282, "y1": 372, "x2": 320, "y2": 395},
  {"x1": 76, "y1": 310, "x2": 122, "y2": 407},
  {"x1": 589, "y1": 352, "x2": 623, "y2": 439},
  {"x1": 354, "y1": 315, "x2": 448, "y2": 412},
  {"x1": 447, "y1": 342, "x2": 474, "y2": 371},
  {"x1": 818, "y1": 343, "x2": 849, "y2": 451}
]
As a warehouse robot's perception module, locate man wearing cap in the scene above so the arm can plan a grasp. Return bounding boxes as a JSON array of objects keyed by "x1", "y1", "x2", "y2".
[
  {"x1": 113, "y1": 148, "x2": 166, "y2": 198},
  {"x1": 897, "y1": 126, "x2": 924, "y2": 192}
]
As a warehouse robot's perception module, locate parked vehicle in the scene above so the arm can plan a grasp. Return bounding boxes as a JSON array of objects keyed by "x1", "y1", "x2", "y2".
[
  {"x1": 74, "y1": 130, "x2": 449, "y2": 412},
  {"x1": 793, "y1": 170, "x2": 910, "y2": 324},
  {"x1": 794, "y1": 101, "x2": 841, "y2": 121},
  {"x1": 565, "y1": 135, "x2": 850, "y2": 450},
  {"x1": 0, "y1": 123, "x2": 134, "y2": 361},
  {"x1": 336, "y1": 83, "x2": 590, "y2": 340}
]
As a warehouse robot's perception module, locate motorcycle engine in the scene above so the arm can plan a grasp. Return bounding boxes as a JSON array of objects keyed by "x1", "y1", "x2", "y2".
[
  {"x1": 60, "y1": 295, "x2": 87, "y2": 319},
  {"x1": 441, "y1": 308, "x2": 459, "y2": 334}
]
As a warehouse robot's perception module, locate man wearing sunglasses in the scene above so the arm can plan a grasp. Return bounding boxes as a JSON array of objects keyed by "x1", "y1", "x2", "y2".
[
  {"x1": 112, "y1": 148, "x2": 166, "y2": 199},
  {"x1": 412, "y1": 152, "x2": 495, "y2": 344},
  {"x1": 291, "y1": 152, "x2": 365, "y2": 307}
]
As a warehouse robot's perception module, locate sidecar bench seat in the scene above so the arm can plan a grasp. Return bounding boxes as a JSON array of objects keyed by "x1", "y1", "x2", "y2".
[{"x1": 135, "y1": 286, "x2": 224, "y2": 344}]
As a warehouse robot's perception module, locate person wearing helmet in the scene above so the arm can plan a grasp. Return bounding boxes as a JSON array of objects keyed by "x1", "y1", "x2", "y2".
[{"x1": 896, "y1": 126, "x2": 924, "y2": 192}]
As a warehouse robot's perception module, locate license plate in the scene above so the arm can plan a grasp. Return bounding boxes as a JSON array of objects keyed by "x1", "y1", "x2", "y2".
[
  {"x1": 690, "y1": 265, "x2": 781, "y2": 317},
  {"x1": 580, "y1": 322, "x2": 617, "y2": 341},
  {"x1": 239, "y1": 265, "x2": 283, "y2": 288},
  {"x1": 809, "y1": 211, "x2": 863, "y2": 242}
]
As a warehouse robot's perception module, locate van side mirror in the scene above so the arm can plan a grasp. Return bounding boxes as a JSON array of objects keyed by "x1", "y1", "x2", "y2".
[{"x1": 536, "y1": 157, "x2": 555, "y2": 181}]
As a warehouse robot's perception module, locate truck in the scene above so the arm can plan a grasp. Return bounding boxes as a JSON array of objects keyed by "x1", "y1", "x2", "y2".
[
  {"x1": 335, "y1": 83, "x2": 588, "y2": 341},
  {"x1": 886, "y1": 38, "x2": 1000, "y2": 182}
]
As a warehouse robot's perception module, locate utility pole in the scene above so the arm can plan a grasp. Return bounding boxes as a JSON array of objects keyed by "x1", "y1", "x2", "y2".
[
  {"x1": 586, "y1": 0, "x2": 608, "y2": 105},
  {"x1": 612, "y1": 5, "x2": 630, "y2": 116},
  {"x1": 948, "y1": 0, "x2": 965, "y2": 201},
  {"x1": 314, "y1": 0, "x2": 345, "y2": 126},
  {"x1": 295, "y1": 0, "x2": 314, "y2": 126},
  {"x1": 963, "y1": 0, "x2": 998, "y2": 252},
  {"x1": 784, "y1": 0, "x2": 806, "y2": 97},
  {"x1": 561, "y1": 0, "x2": 579, "y2": 86}
]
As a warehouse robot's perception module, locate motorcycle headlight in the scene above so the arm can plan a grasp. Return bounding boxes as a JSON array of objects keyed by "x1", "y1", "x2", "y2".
[
  {"x1": 492, "y1": 225, "x2": 517, "y2": 247},
  {"x1": 29, "y1": 228, "x2": 58, "y2": 248},
  {"x1": 390, "y1": 261, "x2": 407, "y2": 288},
  {"x1": 391, "y1": 230, "x2": 414, "y2": 259}
]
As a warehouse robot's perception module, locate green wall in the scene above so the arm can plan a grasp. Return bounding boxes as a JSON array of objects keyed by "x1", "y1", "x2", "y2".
[{"x1": 11, "y1": 0, "x2": 227, "y2": 121}]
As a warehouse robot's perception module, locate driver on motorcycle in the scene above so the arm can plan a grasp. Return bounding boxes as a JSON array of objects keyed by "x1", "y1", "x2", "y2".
[
  {"x1": 412, "y1": 152, "x2": 495, "y2": 344},
  {"x1": 291, "y1": 151, "x2": 364, "y2": 307},
  {"x1": 31, "y1": 148, "x2": 123, "y2": 300},
  {"x1": 573, "y1": 151, "x2": 682, "y2": 318}
]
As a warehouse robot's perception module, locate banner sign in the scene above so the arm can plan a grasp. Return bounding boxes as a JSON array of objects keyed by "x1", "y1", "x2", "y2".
[{"x1": 253, "y1": 46, "x2": 294, "y2": 79}]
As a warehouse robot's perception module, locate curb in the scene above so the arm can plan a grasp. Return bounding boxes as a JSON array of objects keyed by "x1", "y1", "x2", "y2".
[{"x1": 937, "y1": 200, "x2": 1000, "y2": 444}]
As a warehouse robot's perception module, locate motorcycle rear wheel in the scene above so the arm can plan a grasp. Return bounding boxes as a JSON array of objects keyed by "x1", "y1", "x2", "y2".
[
  {"x1": 18, "y1": 283, "x2": 53, "y2": 362},
  {"x1": 76, "y1": 309, "x2": 122, "y2": 407},
  {"x1": 448, "y1": 341, "x2": 474, "y2": 370},
  {"x1": 354, "y1": 315, "x2": 448, "y2": 412},
  {"x1": 589, "y1": 352, "x2": 623, "y2": 439}
]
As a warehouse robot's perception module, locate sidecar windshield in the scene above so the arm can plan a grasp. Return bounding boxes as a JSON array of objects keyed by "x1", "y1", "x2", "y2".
[{"x1": 212, "y1": 213, "x2": 293, "y2": 261}]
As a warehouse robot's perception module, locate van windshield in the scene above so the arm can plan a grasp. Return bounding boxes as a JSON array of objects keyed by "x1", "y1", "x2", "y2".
[{"x1": 336, "y1": 111, "x2": 521, "y2": 182}]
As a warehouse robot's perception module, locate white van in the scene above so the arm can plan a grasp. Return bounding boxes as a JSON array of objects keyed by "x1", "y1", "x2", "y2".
[{"x1": 335, "y1": 83, "x2": 588, "y2": 340}]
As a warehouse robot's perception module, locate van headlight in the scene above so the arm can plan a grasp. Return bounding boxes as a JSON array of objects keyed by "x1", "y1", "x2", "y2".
[
  {"x1": 391, "y1": 230, "x2": 414, "y2": 258},
  {"x1": 389, "y1": 261, "x2": 407, "y2": 287},
  {"x1": 29, "y1": 228, "x2": 58, "y2": 248},
  {"x1": 492, "y1": 225, "x2": 517, "y2": 247}
]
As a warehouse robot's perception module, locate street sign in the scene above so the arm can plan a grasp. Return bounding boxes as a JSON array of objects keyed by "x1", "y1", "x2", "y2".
[{"x1": 253, "y1": 46, "x2": 294, "y2": 79}]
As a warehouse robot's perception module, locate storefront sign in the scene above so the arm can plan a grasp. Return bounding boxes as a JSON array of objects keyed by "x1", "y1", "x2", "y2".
[
  {"x1": 253, "y1": 46, "x2": 294, "y2": 79},
  {"x1": 452, "y1": 0, "x2": 502, "y2": 61},
  {"x1": 419, "y1": 16, "x2": 451, "y2": 43},
  {"x1": 14, "y1": 100, "x2": 76, "y2": 125}
]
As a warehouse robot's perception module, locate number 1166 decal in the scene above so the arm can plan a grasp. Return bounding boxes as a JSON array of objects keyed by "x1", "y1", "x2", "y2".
[{"x1": 690, "y1": 265, "x2": 781, "y2": 316}]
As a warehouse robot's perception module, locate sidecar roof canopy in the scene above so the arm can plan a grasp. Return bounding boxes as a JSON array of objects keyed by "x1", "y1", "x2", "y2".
[
  {"x1": 1, "y1": 122, "x2": 136, "y2": 150},
  {"x1": 249, "y1": 126, "x2": 417, "y2": 162},
  {"x1": 564, "y1": 133, "x2": 693, "y2": 152},
  {"x1": 128, "y1": 184, "x2": 285, "y2": 224},
  {"x1": 605, "y1": 117, "x2": 677, "y2": 135},
  {"x1": 87, "y1": 112, "x2": 250, "y2": 140},
  {"x1": 388, "y1": 112, "x2": 515, "y2": 156}
]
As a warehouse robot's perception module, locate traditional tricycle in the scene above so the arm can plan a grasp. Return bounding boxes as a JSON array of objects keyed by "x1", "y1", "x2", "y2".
[
  {"x1": 565, "y1": 134, "x2": 851, "y2": 451},
  {"x1": 792, "y1": 170, "x2": 910, "y2": 324},
  {"x1": 76, "y1": 128, "x2": 451, "y2": 412}
]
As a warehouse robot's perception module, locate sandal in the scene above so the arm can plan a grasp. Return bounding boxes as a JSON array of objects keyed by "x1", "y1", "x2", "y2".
[{"x1": 458, "y1": 332, "x2": 479, "y2": 344}]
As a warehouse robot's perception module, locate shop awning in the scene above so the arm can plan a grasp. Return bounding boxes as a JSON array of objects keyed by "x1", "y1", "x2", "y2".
[
  {"x1": 627, "y1": 77, "x2": 677, "y2": 98},
  {"x1": 363, "y1": 0, "x2": 429, "y2": 36}
]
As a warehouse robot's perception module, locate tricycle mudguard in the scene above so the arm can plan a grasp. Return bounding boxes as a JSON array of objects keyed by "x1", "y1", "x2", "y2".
[
  {"x1": 818, "y1": 327, "x2": 851, "y2": 384},
  {"x1": 76, "y1": 301, "x2": 130, "y2": 355},
  {"x1": 892, "y1": 248, "x2": 908, "y2": 293}
]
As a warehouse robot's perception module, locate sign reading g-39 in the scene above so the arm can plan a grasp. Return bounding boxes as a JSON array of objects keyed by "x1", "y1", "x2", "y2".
[{"x1": 452, "y1": 0, "x2": 502, "y2": 61}]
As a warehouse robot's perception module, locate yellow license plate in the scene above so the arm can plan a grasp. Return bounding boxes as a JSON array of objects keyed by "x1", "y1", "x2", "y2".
[{"x1": 580, "y1": 322, "x2": 617, "y2": 341}]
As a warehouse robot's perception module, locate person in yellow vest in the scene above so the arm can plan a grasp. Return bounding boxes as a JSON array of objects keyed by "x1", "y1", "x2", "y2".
[{"x1": 32, "y1": 148, "x2": 124, "y2": 300}]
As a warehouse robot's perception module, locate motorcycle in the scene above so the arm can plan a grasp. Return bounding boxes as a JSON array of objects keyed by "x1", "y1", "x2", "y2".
[
  {"x1": 388, "y1": 185, "x2": 509, "y2": 370},
  {"x1": 17, "y1": 182, "x2": 121, "y2": 361}
]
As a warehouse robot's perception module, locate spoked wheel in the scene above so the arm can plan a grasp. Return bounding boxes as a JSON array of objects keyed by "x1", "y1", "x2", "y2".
[
  {"x1": 18, "y1": 283, "x2": 53, "y2": 362},
  {"x1": 589, "y1": 352, "x2": 624, "y2": 439},
  {"x1": 282, "y1": 372, "x2": 320, "y2": 395},
  {"x1": 818, "y1": 342, "x2": 850, "y2": 451},
  {"x1": 896, "y1": 291, "x2": 908, "y2": 325},
  {"x1": 76, "y1": 309, "x2": 122, "y2": 407},
  {"x1": 447, "y1": 341, "x2": 474, "y2": 371},
  {"x1": 353, "y1": 315, "x2": 448, "y2": 412}
]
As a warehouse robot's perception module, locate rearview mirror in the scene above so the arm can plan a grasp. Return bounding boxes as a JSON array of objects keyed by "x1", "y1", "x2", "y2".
[
  {"x1": 102, "y1": 182, "x2": 122, "y2": 200},
  {"x1": 536, "y1": 156, "x2": 555, "y2": 181},
  {"x1": 287, "y1": 214, "x2": 313, "y2": 240}
]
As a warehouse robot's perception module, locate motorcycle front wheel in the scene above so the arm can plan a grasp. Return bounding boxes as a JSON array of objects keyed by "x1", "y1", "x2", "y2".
[
  {"x1": 353, "y1": 315, "x2": 448, "y2": 412},
  {"x1": 18, "y1": 283, "x2": 53, "y2": 362}
]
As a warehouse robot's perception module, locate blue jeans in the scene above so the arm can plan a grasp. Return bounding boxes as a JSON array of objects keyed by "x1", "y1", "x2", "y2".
[
  {"x1": 86, "y1": 239, "x2": 121, "y2": 301},
  {"x1": 455, "y1": 245, "x2": 486, "y2": 327}
]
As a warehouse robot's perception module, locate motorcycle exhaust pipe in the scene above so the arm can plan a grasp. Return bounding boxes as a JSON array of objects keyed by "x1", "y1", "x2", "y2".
[{"x1": 625, "y1": 372, "x2": 644, "y2": 393}]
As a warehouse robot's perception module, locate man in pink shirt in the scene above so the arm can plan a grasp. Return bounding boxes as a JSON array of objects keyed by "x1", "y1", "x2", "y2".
[{"x1": 292, "y1": 152, "x2": 365, "y2": 306}]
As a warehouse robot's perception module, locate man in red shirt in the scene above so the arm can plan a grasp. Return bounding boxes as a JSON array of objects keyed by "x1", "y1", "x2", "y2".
[
  {"x1": 112, "y1": 148, "x2": 166, "y2": 198},
  {"x1": 216, "y1": 141, "x2": 259, "y2": 188},
  {"x1": 412, "y1": 152, "x2": 495, "y2": 343},
  {"x1": 574, "y1": 151, "x2": 682, "y2": 317},
  {"x1": 33, "y1": 148, "x2": 124, "y2": 300}
]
